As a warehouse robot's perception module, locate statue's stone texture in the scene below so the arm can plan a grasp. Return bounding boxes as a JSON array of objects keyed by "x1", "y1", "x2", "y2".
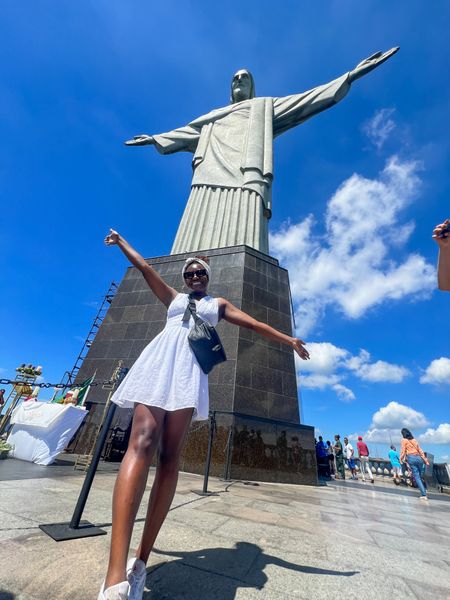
[{"x1": 126, "y1": 49, "x2": 399, "y2": 255}]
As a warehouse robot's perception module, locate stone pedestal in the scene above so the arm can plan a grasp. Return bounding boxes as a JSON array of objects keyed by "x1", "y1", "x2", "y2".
[{"x1": 71, "y1": 245, "x2": 317, "y2": 485}]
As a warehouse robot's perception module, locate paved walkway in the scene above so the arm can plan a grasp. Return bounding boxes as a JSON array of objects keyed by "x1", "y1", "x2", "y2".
[{"x1": 0, "y1": 458, "x2": 449, "y2": 599}]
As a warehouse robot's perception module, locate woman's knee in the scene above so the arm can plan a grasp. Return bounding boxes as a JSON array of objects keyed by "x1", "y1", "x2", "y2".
[
  {"x1": 127, "y1": 406, "x2": 163, "y2": 458},
  {"x1": 128, "y1": 425, "x2": 158, "y2": 458}
]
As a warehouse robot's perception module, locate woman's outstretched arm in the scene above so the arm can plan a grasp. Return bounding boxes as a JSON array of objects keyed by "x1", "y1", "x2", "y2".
[
  {"x1": 105, "y1": 229, "x2": 177, "y2": 307},
  {"x1": 433, "y1": 220, "x2": 450, "y2": 291},
  {"x1": 219, "y1": 299, "x2": 309, "y2": 360}
]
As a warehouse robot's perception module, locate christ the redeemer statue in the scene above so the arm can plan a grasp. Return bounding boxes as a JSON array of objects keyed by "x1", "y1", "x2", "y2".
[{"x1": 126, "y1": 48, "x2": 398, "y2": 255}]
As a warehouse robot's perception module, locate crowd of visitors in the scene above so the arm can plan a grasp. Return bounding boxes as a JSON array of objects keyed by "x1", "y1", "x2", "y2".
[{"x1": 315, "y1": 429, "x2": 430, "y2": 500}]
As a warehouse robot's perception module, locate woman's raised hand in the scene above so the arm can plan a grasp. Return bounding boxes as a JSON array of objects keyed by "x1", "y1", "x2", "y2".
[
  {"x1": 105, "y1": 228, "x2": 120, "y2": 246},
  {"x1": 292, "y1": 338, "x2": 310, "y2": 360}
]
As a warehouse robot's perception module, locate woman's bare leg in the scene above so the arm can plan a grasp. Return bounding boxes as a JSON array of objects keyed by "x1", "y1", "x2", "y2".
[
  {"x1": 136, "y1": 408, "x2": 194, "y2": 563},
  {"x1": 104, "y1": 404, "x2": 165, "y2": 589}
]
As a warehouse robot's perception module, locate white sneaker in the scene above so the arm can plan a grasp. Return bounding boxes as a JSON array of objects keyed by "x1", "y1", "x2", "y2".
[
  {"x1": 127, "y1": 557, "x2": 147, "y2": 600},
  {"x1": 419, "y1": 496, "x2": 429, "y2": 502},
  {"x1": 98, "y1": 581, "x2": 130, "y2": 600}
]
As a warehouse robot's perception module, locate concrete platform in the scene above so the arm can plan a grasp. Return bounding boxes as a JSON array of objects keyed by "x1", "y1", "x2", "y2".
[{"x1": 0, "y1": 457, "x2": 449, "y2": 599}]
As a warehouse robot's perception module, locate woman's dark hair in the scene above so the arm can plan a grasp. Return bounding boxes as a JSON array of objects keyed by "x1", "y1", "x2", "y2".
[{"x1": 401, "y1": 428, "x2": 414, "y2": 440}]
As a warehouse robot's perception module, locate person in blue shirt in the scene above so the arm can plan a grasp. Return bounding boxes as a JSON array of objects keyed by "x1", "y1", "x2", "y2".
[
  {"x1": 315, "y1": 436, "x2": 330, "y2": 478},
  {"x1": 388, "y1": 445, "x2": 402, "y2": 482}
]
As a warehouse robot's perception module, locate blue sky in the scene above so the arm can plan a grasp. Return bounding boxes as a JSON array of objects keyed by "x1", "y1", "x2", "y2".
[{"x1": 1, "y1": 2, "x2": 449, "y2": 461}]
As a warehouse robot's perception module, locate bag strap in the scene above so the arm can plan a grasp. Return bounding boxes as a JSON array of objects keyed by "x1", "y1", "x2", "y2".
[{"x1": 182, "y1": 295, "x2": 201, "y2": 323}]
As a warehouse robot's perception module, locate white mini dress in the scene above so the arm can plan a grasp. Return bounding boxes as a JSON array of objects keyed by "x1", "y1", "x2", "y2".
[{"x1": 111, "y1": 293, "x2": 219, "y2": 421}]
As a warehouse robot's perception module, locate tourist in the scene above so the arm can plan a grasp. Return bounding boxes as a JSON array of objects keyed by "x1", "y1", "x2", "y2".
[
  {"x1": 356, "y1": 435, "x2": 374, "y2": 483},
  {"x1": 343, "y1": 437, "x2": 357, "y2": 480},
  {"x1": 388, "y1": 444, "x2": 402, "y2": 483},
  {"x1": 315, "y1": 436, "x2": 329, "y2": 478},
  {"x1": 326, "y1": 440, "x2": 335, "y2": 475},
  {"x1": 0, "y1": 389, "x2": 5, "y2": 410},
  {"x1": 333, "y1": 434, "x2": 345, "y2": 480},
  {"x1": 433, "y1": 219, "x2": 450, "y2": 291},
  {"x1": 400, "y1": 428, "x2": 430, "y2": 501},
  {"x1": 98, "y1": 229, "x2": 310, "y2": 600}
]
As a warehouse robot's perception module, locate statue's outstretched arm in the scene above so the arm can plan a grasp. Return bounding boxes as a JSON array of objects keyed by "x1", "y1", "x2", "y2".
[
  {"x1": 125, "y1": 124, "x2": 200, "y2": 155},
  {"x1": 348, "y1": 47, "x2": 399, "y2": 84}
]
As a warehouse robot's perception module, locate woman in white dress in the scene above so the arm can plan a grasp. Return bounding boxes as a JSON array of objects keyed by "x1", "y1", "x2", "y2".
[{"x1": 99, "y1": 229, "x2": 310, "y2": 600}]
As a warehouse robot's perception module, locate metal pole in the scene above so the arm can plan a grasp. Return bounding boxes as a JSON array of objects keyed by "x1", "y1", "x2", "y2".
[
  {"x1": 40, "y1": 365, "x2": 127, "y2": 541},
  {"x1": 69, "y1": 402, "x2": 117, "y2": 529},
  {"x1": 223, "y1": 425, "x2": 233, "y2": 481},
  {"x1": 202, "y1": 412, "x2": 216, "y2": 494}
]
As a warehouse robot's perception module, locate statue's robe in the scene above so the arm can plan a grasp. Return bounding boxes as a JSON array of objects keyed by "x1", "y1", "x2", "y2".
[{"x1": 152, "y1": 73, "x2": 350, "y2": 255}]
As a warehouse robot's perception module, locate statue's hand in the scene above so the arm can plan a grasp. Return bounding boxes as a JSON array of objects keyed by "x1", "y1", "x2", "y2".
[
  {"x1": 124, "y1": 134, "x2": 155, "y2": 146},
  {"x1": 349, "y1": 47, "x2": 399, "y2": 83}
]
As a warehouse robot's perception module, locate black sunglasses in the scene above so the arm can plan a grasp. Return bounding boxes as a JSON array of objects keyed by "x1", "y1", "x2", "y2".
[{"x1": 183, "y1": 269, "x2": 208, "y2": 280}]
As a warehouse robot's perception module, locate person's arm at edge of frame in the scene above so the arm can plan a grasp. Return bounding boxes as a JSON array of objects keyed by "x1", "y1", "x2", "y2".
[
  {"x1": 104, "y1": 229, "x2": 177, "y2": 307},
  {"x1": 433, "y1": 220, "x2": 450, "y2": 291},
  {"x1": 218, "y1": 298, "x2": 310, "y2": 360}
]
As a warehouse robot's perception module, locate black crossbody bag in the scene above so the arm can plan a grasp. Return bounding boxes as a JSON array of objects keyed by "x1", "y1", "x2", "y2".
[{"x1": 182, "y1": 296, "x2": 227, "y2": 374}]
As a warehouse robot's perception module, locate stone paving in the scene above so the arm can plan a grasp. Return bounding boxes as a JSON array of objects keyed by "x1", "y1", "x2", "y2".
[{"x1": 0, "y1": 458, "x2": 449, "y2": 599}]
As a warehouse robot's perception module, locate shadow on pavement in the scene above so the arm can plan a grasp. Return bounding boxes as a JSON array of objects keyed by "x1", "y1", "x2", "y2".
[{"x1": 144, "y1": 542, "x2": 358, "y2": 599}]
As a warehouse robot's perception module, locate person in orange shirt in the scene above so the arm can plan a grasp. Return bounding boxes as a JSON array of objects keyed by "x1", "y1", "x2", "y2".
[{"x1": 400, "y1": 428, "x2": 430, "y2": 500}]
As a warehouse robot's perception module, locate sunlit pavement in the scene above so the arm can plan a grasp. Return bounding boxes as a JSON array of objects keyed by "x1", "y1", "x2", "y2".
[{"x1": 0, "y1": 458, "x2": 449, "y2": 599}]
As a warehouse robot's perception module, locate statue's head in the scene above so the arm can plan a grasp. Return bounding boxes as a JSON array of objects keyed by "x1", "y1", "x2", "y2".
[{"x1": 230, "y1": 69, "x2": 255, "y2": 103}]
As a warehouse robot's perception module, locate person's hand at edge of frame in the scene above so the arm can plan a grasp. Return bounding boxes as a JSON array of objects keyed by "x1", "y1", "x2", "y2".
[
  {"x1": 105, "y1": 228, "x2": 120, "y2": 245},
  {"x1": 292, "y1": 338, "x2": 310, "y2": 360},
  {"x1": 432, "y1": 219, "x2": 450, "y2": 247}
]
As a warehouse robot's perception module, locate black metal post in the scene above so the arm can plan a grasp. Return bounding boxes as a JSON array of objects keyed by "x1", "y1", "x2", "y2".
[
  {"x1": 193, "y1": 411, "x2": 218, "y2": 496},
  {"x1": 223, "y1": 425, "x2": 233, "y2": 482},
  {"x1": 40, "y1": 403, "x2": 118, "y2": 541},
  {"x1": 70, "y1": 402, "x2": 117, "y2": 528}
]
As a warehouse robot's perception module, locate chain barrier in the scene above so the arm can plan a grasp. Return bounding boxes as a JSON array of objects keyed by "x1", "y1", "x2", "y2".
[{"x1": 0, "y1": 378, "x2": 118, "y2": 389}]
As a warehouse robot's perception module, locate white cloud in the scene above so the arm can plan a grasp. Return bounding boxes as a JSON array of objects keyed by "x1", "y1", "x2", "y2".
[
  {"x1": 299, "y1": 373, "x2": 341, "y2": 390},
  {"x1": 362, "y1": 108, "x2": 396, "y2": 149},
  {"x1": 418, "y1": 424, "x2": 450, "y2": 445},
  {"x1": 296, "y1": 342, "x2": 410, "y2": 401},
  {"x1": 296, "y1": 342, "x2": 349, "y2": 374},
  {"x1": 348, "y1": 356, "x2": 410, "y2": 383},
  {"x1": 333, "y1": 384, "x2": 356, "y2": 403},
  {"x1": 370, "y1": 401, "x2": 429, "y2": 430},
  {"x1": 364, "y1": 428, "x2": 402, "y2": 444},
  {"x1": 356, "y1": 405, "x2": 450, "y2": 449},
  {"x1": 270, "y1": 156, "x2": 435, "y2": 337},
  {"x1": 420, "y1": 357, "x2": 450, "y2": 385}
]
